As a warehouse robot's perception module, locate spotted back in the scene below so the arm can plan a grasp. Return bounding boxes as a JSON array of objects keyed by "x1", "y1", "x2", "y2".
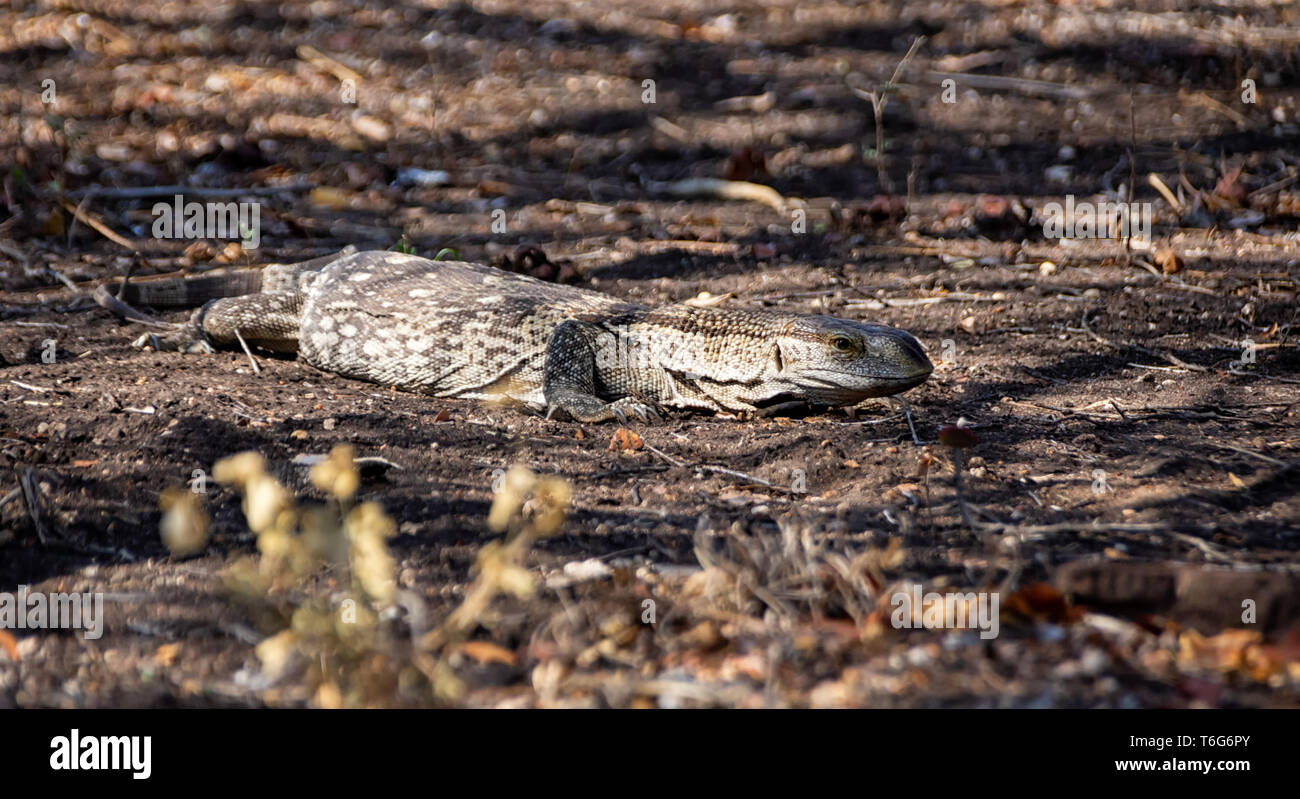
[{"x1": 297, "y1": 251, "x2": 638, "y2": 405}]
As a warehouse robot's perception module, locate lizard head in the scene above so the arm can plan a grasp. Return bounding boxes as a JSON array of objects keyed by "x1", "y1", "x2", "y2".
[{"x1": 774, "y1": 316, "x2": 933, "y2": 404}]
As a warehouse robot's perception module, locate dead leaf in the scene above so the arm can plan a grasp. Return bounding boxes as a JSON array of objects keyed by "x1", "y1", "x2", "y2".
[
  {"x1": 608, "y1": 428, "x2": 644, "y2": 452},
  {"x1": 215, "y1": 241, "x2": 245, "y2": 263},
  {"x1": 40, "y1": 210, "x2": 66, "y2": 236},
  {"x1": 432, "y1": 409, "x2": 451, "y2": 422},
  {"x1": 0, "y1": 629, "x2": 18, "y2": 662},
  {"x1": 915, "y1": 450, "x2": 935, "y2": 479},
  {"x1": 1213, "y1": 167, "x2": 1248, "y2": 206},
  {"x1": 972, "y1": 194, "x2": 1028, "y2": 238},
  {"x1": 1154, "y1": 248, "x2": 1183, "y2": 274},
  {"x1": 350, "y1": 114, "x2": 392, "y2": 143},
  {"x1": 720, "y1": 652, "x2": 766, "y2": 682},
  {"x1": 683, "y1": 291, "x2": 735, "y2": 308},
  {"x1": 938, "y1": 425, "x2": 979, "y2": 448},
  {"x1": 183, "y1": 240, "x2": 215, "y2": 262},
  {"x1": 1178, "y1": 628, "x2": 1264, "y2": 675},
  {"x1": 154, "y1": 642, "x2": 181, "y2": 667},
  {"x1": 454, "y1": 640, "x2": 517, "y2": 666},
  {"x1": 308, "y1": 186, "x2": 351, "y2": 210},
  {"x1": 682, "y1": 620, "x2": 723, "y2": 650},
  {"x1": 477, "y1": 180, "x2": 516, "y2": 197},
  {"x1": 882, "y1": 482, "x2": 921, "y2": 503},
  {"x1": 1004, "y1": 582, "x2": 1083, "y2": 623},
  {"x1": 722, "y1": 146, "x2": 767, "y2": 182},
  {"x1": 314, "y1": 680, "x2": 344, "y2": 709}
]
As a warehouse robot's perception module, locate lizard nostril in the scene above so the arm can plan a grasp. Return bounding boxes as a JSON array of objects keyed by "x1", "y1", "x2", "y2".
[
  {"x1": 872, "y1": 333, "x2": 931, "y2": 376},
  {"x1": 903, "y1": 336, "x2": 932, "y2": 372}
]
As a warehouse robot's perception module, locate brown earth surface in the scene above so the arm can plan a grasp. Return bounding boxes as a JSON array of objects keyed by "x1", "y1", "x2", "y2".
[{"x1": 1, "y1": 0, "x2": 1299, "y2": 707}]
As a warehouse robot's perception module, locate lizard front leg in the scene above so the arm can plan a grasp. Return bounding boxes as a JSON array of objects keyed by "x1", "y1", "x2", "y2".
[{"x1": 542, "y1": 320, "x2": 657, "y2": 423}]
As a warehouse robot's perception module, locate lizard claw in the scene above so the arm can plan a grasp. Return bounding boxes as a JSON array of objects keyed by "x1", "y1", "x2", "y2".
[
  {"x1": 619, "y1": 392, "x2": 662, "y2": 424},
  {"x1": 610, "y1": 399, "x2": 659, "y2": 424},
  {"x1": 542, "y1": 393, "x2": 659, "y2": 424},
  {"x1": 631, "y1": 404, "x2": 653, "y2": 423}
]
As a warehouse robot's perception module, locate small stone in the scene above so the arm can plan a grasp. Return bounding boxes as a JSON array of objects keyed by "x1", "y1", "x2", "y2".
[
  {"x1": 1045, "y1": 165, "x2": 1072, "y2": 183},
  {"x1": 1153, "y1": 249, "x2": 1183, "y2": 274}
]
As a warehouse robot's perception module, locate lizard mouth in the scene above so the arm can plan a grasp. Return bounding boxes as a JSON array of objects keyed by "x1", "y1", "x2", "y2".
[
  {"x1": 755, "y1": 369, "x2": 928, "y2": 410},
  {"x1": 856, "y1": 371, "x2": 930, "y2": 397},
  {"x1": 792, "y1": 367, "x2": 931, "y2": 403}
]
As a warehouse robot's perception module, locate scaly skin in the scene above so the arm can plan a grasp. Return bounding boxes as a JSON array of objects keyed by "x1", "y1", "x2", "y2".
[{"x1": 109, "y1": 250, "x2": 934, "y2": 422}]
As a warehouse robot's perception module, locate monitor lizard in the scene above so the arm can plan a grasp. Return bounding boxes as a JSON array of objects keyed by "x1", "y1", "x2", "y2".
[{"x1": 96, "y1": 249, "x2": 934, "y2": 423}]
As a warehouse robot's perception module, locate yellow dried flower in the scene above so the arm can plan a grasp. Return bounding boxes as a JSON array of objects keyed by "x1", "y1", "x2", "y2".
[
  {"x1": 158, "y1": 486, "x2": 209, "y2": 557},
  {"x1": 345, "y1": 502, "x2": 397, "y2": 603},
  {"x1": 212, "y1": 451, "x2": 267, "y2": 488},
  {"x1": 310, "y1": 444, "x2": 359, "y2": 501},
  {"x1": 254, "y1": 630, "x2": 299, "y2": 681},
  {"x1": 244, "y1": 473, "x2": 292, "y2": 534},
  {"x1": 487, "y1": 465, "x2": 536, "y2": 532}
]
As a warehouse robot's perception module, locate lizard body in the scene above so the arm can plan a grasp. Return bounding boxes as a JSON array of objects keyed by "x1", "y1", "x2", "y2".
[{"x1": 108, "y1": 250, "x2": 933, "y2": 423}]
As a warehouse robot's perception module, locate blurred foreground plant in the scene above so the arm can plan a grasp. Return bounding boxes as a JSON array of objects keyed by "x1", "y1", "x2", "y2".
[
  {"x1": 416, "y1": 465, "x2": 571, "y2": 700},
  {"x1": 158, "y1": 451, "x2": 569, "y2": 706},
  {"x1": 209, "y1": 446, "x2": 405, "y2": 706}
]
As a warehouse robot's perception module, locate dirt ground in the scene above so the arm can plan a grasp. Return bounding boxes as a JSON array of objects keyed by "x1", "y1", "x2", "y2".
[{"x1": 1, "y1": 0, "x2": 1299, "y2": 707}]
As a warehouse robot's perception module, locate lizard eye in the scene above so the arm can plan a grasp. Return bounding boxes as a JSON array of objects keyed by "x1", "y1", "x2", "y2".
[{"x1": 830, "y1": 336, "x2": 855, "y2": 352}]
